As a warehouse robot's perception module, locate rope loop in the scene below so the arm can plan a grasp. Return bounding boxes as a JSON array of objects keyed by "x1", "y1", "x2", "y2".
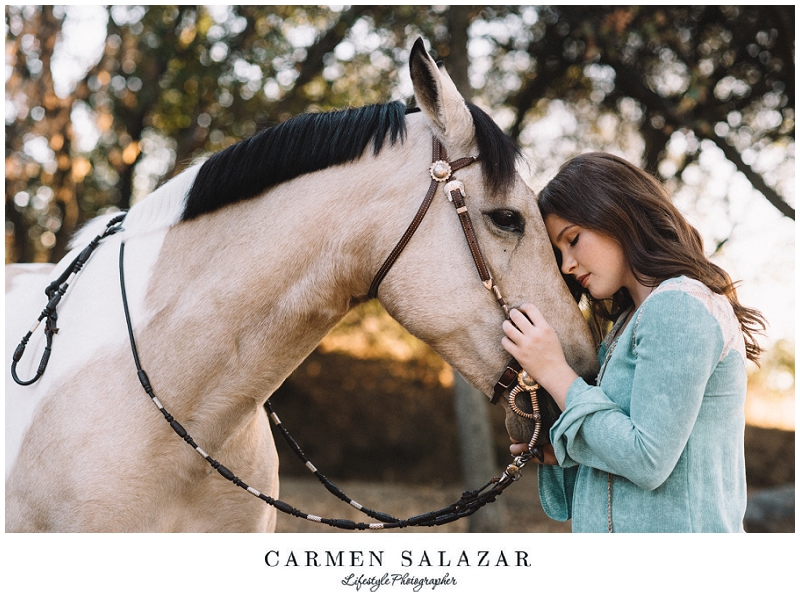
[{"x1": 10, "y1": 213, "x2": 126, "y2": 386}]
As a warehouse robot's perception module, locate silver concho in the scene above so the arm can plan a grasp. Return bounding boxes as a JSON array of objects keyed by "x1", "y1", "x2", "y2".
[
  {"x1": 519, "y1": 370, "x2": 537, "y2": 389},
  {"x1": 429, "y1": 160, "x2": 452, "y2": 182}
]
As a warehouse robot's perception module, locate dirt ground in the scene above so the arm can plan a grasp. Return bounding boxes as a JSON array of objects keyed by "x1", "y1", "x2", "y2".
[
  {"x1": 275, "y1": 470, "x2": 570, "y2": 533},
  {"x1": 269, "y1": 349, "x2": 795, "y2": 533}
]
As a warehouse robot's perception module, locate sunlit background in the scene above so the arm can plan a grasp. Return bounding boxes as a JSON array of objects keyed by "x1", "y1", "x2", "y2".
[{"x1": 5, "y1": 6, "x2": 794, "y2": 431}]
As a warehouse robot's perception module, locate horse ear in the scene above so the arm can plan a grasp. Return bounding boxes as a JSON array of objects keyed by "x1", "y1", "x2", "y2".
[{"x1": 409, "y1": 38, "x2": 475, "y2": 155}]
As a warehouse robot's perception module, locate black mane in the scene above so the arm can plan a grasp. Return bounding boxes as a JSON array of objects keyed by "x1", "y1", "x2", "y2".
[{"x1": 182, "y1": 100, "x2": 519, "y2": 221}]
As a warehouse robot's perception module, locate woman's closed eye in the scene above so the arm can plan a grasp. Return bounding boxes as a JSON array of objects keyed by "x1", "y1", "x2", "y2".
[{"x1": 569, "y1": 234, "x2": 580, "y2": 247}]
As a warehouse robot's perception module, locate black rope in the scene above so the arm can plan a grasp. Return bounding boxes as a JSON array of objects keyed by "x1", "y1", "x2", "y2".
[
  {"x1": 11, "y1": 213, "x2": 126, "y2": 386},
  {"x1": 264, "y1": 400, "x2": 400, "y2": 523},
  {"x1": 266, "y1": 397, "x2": 538, "y2": 522},
  {"x1": 118, "y1": 239, "x2": 532, "y2": 530}
]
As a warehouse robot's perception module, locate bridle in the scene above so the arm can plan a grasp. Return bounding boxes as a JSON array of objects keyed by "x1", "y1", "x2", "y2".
[
  {"x1": 368, "y1": 136, "x2": 546, "y2": 452},
  {"x1": 11, "y1": 135, "x2": 548, "y2": 530}
]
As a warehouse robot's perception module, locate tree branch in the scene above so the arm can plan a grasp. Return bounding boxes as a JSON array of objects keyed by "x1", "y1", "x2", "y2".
[
  {"x1": 272, "y1": 5, "x2": 374, "y2": 117},
  {"x1": 609, "y1": 58, "x2": 795, "y2": 220},
  {"x1": 702, "y1": 127, "x2": 795, "y2": 219}
]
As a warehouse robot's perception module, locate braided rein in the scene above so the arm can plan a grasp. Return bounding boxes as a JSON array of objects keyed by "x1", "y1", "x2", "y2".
[{"x1": 119, "y1": 239, "x2": 531, "y2": 530}]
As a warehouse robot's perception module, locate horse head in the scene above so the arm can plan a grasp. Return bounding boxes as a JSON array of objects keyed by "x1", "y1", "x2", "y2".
[{"x1": 374, "y1": 39, "x2": 597, "y2": 447}]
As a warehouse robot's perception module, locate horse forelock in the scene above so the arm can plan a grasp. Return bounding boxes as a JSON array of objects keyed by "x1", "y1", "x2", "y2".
[{"x1": 465, "y1": 102, "x2": 521, "y2": 197}]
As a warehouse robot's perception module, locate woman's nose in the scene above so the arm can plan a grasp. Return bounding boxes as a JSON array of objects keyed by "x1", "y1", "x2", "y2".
[{"x1": 561, "y1": 253, "x2": 576, "y2": 275}]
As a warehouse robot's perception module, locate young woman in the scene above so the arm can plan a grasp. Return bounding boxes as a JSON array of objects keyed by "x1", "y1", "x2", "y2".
[{"x1": 501, "y1": 152, "x2": 765, "y2": 532}]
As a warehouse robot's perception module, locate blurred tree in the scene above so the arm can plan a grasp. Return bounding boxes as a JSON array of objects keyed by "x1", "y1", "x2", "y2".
[
  {"x1": 6, "y1": 5, "x2": 793, "y2": 264},
  {"x1": 6, "y1": 6, "x2": 81, "y2": 263},
  {"x1": 748, "y1": 338, "x2": 795, "y2": 397},
  {"x1": 477, "y1": 6, "x2": 794, "y2": 224}
]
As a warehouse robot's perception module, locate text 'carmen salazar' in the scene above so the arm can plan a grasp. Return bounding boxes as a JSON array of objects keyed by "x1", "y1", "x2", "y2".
[{"x1": 264, "y1": 549, "x2": 534, "y2": 568}]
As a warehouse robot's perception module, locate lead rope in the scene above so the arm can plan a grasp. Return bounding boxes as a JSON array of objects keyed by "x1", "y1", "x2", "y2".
[
  {"x1": 119, "y1": 240, "x2": 529, "y2": 530},
  {"x1": 263, "y1": 400, "x2": 398, "y2": 524}
]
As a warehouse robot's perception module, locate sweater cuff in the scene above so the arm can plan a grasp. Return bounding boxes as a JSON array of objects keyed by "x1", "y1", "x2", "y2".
[
  {"x1": 538, "y1": 464, "x2": 577, "y2": 522},
  {"x1": 548, "y1": 377, "x2": 594, "y2": 467},
  {"x1": 564, "y1": 376, "x2": 594, "y2": 408}
]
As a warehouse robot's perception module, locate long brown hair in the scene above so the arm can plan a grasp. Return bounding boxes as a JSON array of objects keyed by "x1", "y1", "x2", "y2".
[{"x1": 538, "y1": 152, "x2": 766, "y2": 362}]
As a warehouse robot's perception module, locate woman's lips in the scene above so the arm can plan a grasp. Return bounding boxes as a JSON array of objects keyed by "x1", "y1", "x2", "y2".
[{"x1": 577, "y1": 273, "x2": 590, "y2": 287}]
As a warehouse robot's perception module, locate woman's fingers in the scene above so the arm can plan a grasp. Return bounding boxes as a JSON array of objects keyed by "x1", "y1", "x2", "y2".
[
  {"x1": 508, "y1": 306, "x2": 534, "y2": 332},
  {"x1": 517, "y1": 303, "x2": 547, "y2": 328},
  {"x1": 502, "y1": 306, "x2": 541, "y2": 364},
  {"x1": 501, "y1": 318, "x2": 524, "y2": 343},
  {"x1": 510, "y1": 442, "x2": 528, "y2": 456}
]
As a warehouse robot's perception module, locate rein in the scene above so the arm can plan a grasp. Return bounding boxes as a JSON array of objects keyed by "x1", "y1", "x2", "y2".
[
  {"x1": 118, "y1": 237, "x2": 527, "y2": 529},
  {"x1": 11, "y1": 213, "x2": 126, "y2": 386},
  {"x1": 11, "y1": 135, "x2": 546, "y2": 530}
]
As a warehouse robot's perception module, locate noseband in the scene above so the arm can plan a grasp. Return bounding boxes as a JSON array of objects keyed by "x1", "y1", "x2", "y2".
[{"x1": 368, "y1": 136, "x2": 545, "y2": 455}]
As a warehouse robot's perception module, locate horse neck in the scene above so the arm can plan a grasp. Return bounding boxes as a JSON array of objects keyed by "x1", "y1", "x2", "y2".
[{"x1": 138, "y1": 121, "x2": 432, "y2": 414}]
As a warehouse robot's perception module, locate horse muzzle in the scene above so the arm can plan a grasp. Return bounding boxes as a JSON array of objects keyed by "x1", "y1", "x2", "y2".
[{"x1": 502, "y1": 383, "x2": 562, "y2": 450}]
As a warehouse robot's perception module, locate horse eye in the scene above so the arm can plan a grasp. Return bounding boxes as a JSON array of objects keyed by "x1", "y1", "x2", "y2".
[{"x1": 487, "y1": 209, "x2": 524, "y2": 234}]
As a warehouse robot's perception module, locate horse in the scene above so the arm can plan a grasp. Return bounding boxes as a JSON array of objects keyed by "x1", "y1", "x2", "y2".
[{"x1": 5, "y1": 38, "x2": 596, "y2": 532}]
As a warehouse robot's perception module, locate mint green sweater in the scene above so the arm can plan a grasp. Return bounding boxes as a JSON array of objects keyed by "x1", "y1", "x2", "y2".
[{"x1": 538, "y1": 277, "x2": 748, "y2": 532}]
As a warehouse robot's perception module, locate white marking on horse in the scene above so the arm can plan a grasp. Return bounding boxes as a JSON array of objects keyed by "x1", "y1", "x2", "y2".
[{"x1": 5, "y1": 166, "x2": 199, "y2": 477}]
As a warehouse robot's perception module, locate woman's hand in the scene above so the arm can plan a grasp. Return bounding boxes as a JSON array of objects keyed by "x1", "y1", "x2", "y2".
[
  {"x1": 509, "y1": 441, "x2": 558, "y2": 465},
  {"x1": 501, "y1": 303, "x2": 578, "y2": 411}
]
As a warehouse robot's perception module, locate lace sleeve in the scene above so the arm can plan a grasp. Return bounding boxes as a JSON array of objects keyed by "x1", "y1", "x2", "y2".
[{"x1": 634, "y1": 277, "x2": 746, "y2": 363}]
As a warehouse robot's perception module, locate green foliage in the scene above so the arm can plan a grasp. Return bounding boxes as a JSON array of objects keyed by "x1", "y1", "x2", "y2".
[{"x1": 5, "y1": 5, "x2": 794, "y2": 266}]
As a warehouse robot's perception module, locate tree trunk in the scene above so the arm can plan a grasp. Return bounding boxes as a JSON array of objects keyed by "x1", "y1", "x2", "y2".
[
  {"x1": 445, "y1": 7, "x2": 471, "y2": 99},
  {"x1": 453, "y1": 372, "x2": 505, "y2": 532}
]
